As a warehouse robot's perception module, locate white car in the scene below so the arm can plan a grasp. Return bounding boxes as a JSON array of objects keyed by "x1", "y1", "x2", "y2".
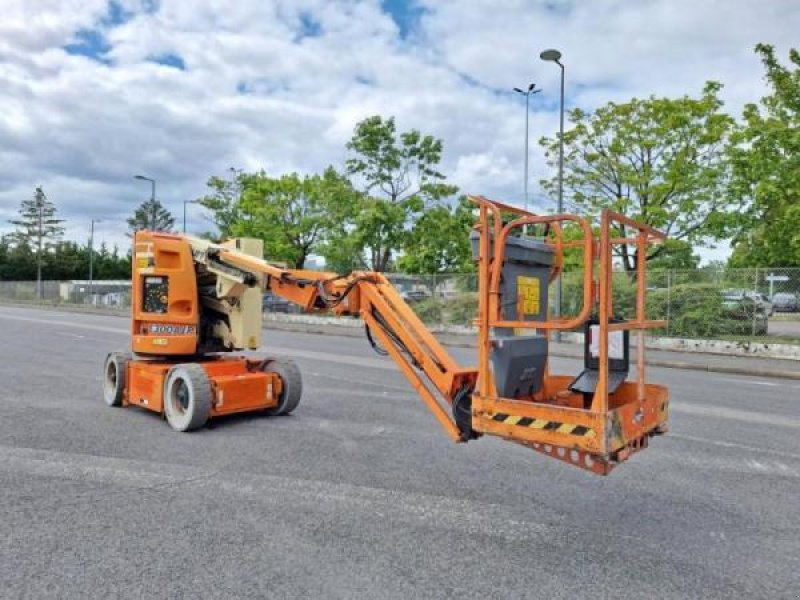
[{"x1": 745, "y1": 291, "x2": 773, "y2": 316}]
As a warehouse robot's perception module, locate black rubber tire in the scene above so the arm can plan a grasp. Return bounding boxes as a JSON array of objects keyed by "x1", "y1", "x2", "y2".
[
  {"x1": 452, "y1": 386, "x2": 479, "y2": 441},
  {"x1": 163, "y1": 364, "x2": 212, "y2": 431},
  {"x1": 262, "y1": 359, "x2": 302, "y2": 416},
  {"x1": 103, "y1": 352, "x2": 131, "y2": 407}
]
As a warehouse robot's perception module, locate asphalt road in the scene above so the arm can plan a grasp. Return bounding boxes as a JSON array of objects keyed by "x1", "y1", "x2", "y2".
[
  {"x1": 0, "y1": 305, "x2": 798, "y2": 599},
  {"x1": 770, "y1": 316, "x2": 800, "y2": 338}
]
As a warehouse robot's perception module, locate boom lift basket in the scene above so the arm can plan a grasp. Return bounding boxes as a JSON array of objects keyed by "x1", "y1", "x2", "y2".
[{"x1": 468, "y1": 196, "x2": 668, "y2": 475}]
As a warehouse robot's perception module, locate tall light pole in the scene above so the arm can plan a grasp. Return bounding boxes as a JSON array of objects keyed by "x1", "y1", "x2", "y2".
[
  {"x1": 133, "y1": 175, "x2": 156, "y2": 230},
  {"x1": 540, "y1": 48, "x2": 565, "y2": 341},
  {"x1": 512, "y1": 83, "x2": 541, "y2": 214},
  {"x1": 89, "y1": 218, "x2": 102, "y2": 305},
  {"x1": 183, "y1": 199, "x2": 198, "y2": 233}
]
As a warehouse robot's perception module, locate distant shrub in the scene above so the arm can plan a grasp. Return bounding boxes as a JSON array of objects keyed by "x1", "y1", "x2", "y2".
[
  {"x1": 445, "y1": 293, "x2": 478, "y2": 326},
  {"x1": 411, "y1": 297, "x2": 443, "y2": 324}
]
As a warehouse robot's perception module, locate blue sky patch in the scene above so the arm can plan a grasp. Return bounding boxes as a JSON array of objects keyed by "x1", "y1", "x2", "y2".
[
  {"x1": 381, "y1": 0, "x2": 427, "y2": 39},
  {"x1": 63, "y1": 29, "x2": 111, "y2": 64},
  {"x1": 297, "y1": 12, "x2": 323, "y2": 40},
  {"x1": 149, "y1": 53, "x2": 186, "y2": 70},
  {"x1": 63, "y1": 1, "x2": 148, "y2": 64},
  {"x1": 105, "y1": 1, "x2": 132, "y2": 27}
]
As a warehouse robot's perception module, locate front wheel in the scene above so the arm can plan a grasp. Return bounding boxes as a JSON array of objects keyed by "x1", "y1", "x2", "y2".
[
  {"x1": 163, "y1": 364, "x2": 212, "y2": 431},
  {"x1": 261, "y1": 359, "x2": 302, "y2": 416}
]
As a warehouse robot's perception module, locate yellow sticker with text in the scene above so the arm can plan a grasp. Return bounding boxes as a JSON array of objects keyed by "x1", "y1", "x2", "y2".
[{"x1": 517, "y1": 276, "x2": 540, "y2": 315}]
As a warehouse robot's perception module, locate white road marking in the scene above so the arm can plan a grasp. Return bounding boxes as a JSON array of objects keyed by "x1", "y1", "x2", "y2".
[
  {"x1": 719, "y1": 377, "x2": 781, "y2": 387},
  {"x1": 0, "y1": 313, "x2": 126, "y2": 335},
  {"x1": 670, "y1": 402, "x2": 800, "y2": 429},
  {"x1": 665, "y1": 453, "x2": 800, "y2": 478},
  {"x1": 669, "y1": 433, "x2": 800, "y2": 460}
]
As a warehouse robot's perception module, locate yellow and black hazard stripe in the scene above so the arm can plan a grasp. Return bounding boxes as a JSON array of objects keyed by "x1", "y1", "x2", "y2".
[{"x1": 489, "y1": 413, "x2": 595, "y2": 438}]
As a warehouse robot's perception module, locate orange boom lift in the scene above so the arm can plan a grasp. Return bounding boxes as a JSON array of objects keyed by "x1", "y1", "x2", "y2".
[{"x1": 103, "y1": 195, "x2": 668, "y2": 474}]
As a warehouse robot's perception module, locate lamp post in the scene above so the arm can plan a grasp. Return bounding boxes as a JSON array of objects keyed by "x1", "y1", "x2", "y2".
[
  {"x1": 540, "y1": 48, "x2": 565, "y2": 341},
  {"x1": 133, "y1": 175, "x2": 156, "y2": 230},
  {"x1": 89, "y1": 218, "x2": 102, "y2": 305},
  {"x1": 183, "y1": 199, "x2": 198, "y2": 233},
  {"x1": 512, "y1": 83, "x2": 541, "y2": 214}
]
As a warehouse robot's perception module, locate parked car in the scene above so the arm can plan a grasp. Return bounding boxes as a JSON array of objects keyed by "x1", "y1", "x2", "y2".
[
  {"x1": 721, "y1": 289, "x2": 769, "y2": 335},
  {"x1": 262, "y1": 291, "x2": 292, "y2": 313},
  {"x1": 746, "y1": 291, "x2": 773, "y2": 316},
  {"x1": 399, "y1": 289, "x2": 431, "y2": 303},
  {"x1": 771, "y1": 292, "x2": 799, "y2": 313}
]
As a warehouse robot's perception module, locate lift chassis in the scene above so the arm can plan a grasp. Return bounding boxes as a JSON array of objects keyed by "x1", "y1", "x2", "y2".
[{"x1": 103, "y1": 195, "x2": 668, "y2": 475}]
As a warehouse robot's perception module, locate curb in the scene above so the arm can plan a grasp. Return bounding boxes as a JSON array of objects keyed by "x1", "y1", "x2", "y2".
[
  {"x1": 0, "y1": 300, "x2": 129, "y2": 318},
  {"x1": 3, "y1": 301, "x2": 798, "y2": 381}
]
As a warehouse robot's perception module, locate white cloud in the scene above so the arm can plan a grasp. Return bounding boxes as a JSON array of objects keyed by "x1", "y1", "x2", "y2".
[{"x1": 0, "y1": 0, "x2": 797, "y2": 262}]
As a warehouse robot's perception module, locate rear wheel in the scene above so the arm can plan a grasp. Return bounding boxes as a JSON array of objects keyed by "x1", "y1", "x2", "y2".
[
  {"x1": 103, "y1": 352, "x2": 131, "y2": 407},
  {"x1": 163, "y1": 364, "x2": 212, "y2": 431},
  {"x1": 261, "y1": 359, "x2": 302, "y2": 416}
]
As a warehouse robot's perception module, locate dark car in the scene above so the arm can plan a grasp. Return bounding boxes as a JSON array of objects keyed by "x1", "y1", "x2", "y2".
[
  {"x1": 262, "y1": 292, "x2": 292, "y2": 313},
  {"x1": 400, "y1": 289, "x2": 431, "y2": 303},
  {"x1": 772, "y1": 292, "x2": 798, "y2": 313}
]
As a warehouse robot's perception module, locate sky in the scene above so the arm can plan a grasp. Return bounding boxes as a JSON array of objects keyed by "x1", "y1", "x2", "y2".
[{"x1": 0, "y1": 0, "x2": 798, "y2": 263}]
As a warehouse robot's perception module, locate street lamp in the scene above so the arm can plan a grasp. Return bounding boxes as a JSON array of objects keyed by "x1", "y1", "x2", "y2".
[
  {"x1": 540, "y1": 48, "x2": 565, "y2": 340},
  {"x1": 133, "y1": 174, "x2": 156, "y2": 230},
  {"x1": 183, "y1": 199, "x2": 199, "y2": 233},
  {"x1": 512, "y1": 83, "x2": 541, "y2": 214},
  {"x1": 89, "y1": 218, "x2": 102, "y2": 305}
]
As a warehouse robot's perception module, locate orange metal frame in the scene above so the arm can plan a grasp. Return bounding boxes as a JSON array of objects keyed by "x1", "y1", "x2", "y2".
[{"x1": 468, "y1": 195, "x2": 668, "y2": 474}]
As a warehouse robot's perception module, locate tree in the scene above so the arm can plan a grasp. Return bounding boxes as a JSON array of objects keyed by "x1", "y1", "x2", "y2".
[
  {"x1": 196, "y1": 168, "x2": 248, "y2": 238},
  {"x1": 540, "y1": 83, "x2": 734, "y2": 273},
  {"x1": 127, "y1": 199, "x2": 175, "y2": 234},
  {"x1": 8, "y1": 186, "x2": 65, "y2": 297},
  {"x1": 396, "y1": 196, "x2": 475, "y2": 274},
  {"x1": 342, "y1": 115, "x2": 458, "y2": 271},
  {"x1": 728, "y1": 44, "x2": 800, "y2": 267},
  {"x1": 230, "y1": 168, "x2": 358, "y2": 269},
  {"x1": 647, "y1": 239, "x2": 701, "y2": 270}
]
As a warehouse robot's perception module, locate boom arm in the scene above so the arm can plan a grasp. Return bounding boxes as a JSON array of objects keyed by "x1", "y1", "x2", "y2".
[{"x1": 188, "y1": 235, "x2": 479, "y2": 442}]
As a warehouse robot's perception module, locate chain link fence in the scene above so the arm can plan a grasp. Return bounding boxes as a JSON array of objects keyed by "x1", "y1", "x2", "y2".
[
  {"x1": 0, "y1": 280, "x2": 131, "y2": 307},
  {"x1": 387, "y1": 268, "x2": 800, "y2": 344},
  {"x1": 2, "y1": 269, "x2": 799, "y2": 343}
]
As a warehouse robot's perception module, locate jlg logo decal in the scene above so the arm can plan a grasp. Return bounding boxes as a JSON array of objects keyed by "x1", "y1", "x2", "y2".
[{"x1": 145, "y1": 324, "x2": 195, "y2": 335}]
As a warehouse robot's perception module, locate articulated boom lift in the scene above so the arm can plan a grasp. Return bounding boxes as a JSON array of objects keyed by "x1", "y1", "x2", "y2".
[{"x1": 103, "y1": 195, "x2": 668, "y2": 475}]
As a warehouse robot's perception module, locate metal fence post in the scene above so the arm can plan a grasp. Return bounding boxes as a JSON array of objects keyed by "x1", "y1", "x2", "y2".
[
  {"x1": 666, "y1": 270, "x2": 671, "y2": 337},
  {"x1": 752, "y1": 267, "x2": 759, "y2": 336}
]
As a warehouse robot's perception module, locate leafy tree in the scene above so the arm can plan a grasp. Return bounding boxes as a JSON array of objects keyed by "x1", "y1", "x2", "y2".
[
  {"x1": 540, "y1": 83, "x2": 734, "y2": 273},
  {"x1": 196, "y1": 167, "x2": 248, "y2": 237},
  {"x1": 0, "y1": 236, "x2": 129, "y2": 281},
  {"x1": 127, "y1": 198, "x2": 175, "y2": 234},
  {"x1": 92, "y1": 244, "x2": 131, "y2": 280},
  {"x1": 341, "y1": 115, "x2": 458, "y2": 271},
  {"x1": 647, "y1": 239, "x2": 700, "y2": 270},
  {"x1": 8, "y1": 187, "x2": 65, "y2": 296},
  {"x1": 230, "y1": 168, "x2": 358, "y2": 269},
  {"x1": 728, "y1": 44, "x2": 800, "y2": 267},
  {"x1": 397, "y1": 196, "x2": 475, "y2": 274}
]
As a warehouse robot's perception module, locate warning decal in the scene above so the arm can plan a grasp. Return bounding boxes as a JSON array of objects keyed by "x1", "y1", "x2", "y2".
[{"x1": 517, "y1": 276, "x2": 540, "y2": 316}]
